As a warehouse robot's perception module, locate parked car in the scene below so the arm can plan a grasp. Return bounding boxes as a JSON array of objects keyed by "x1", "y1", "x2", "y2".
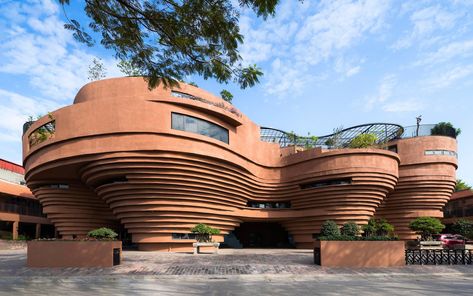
[{"x1": 433, "y1": 234, "x2": 465, "y2": 249}]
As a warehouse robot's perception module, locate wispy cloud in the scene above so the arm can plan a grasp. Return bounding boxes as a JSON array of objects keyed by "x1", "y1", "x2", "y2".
[
  {"x1": 239, "y1": 0, "x2": 391, "y2": 97},
  {"x1": 415, "y1": 39, "x2": 473, "y2": 66},
  {"x1": 392, "y1": 4, "x2": 461, "y2": 50},
  {"x1": 423, "y1": 64, "x2": 473, "y2": 89},
  {"x1": 0, "y1": 0, "x2": 120, "y2": 101},
  {"x1": 364, "y1": 74, "x2": 397, "y2": 111},
  {"x1": 382, "y1": 99, "x2": 423, "y2": 112}
]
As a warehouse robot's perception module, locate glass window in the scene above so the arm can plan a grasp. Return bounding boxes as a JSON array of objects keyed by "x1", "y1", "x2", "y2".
[{"x1": 171, "y1": 113, "x2": 229, "y2": 144}]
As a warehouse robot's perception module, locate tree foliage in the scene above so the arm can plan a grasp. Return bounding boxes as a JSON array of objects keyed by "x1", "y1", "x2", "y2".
[
  {"x1": 88, "y1": 58, "x2": 106, "y2": 81},
  {"x1": 320, "y1": 220, "x2": 340, "y2": 237},
  {"x1": 409, "y1": 217, "x2": 445, "y2": 240},
  {"x1": 191, "y1": 223, "x2": 220, "y2": 242},
  {"x1": 431, "y1": 122, "x2": 461, "y2": 137},
  {"x1": 362, "y1": 218, "x2": 394, "y2": 237},
  {"x1": 455, "y1": 179, "x2": 472, "y2": 192},
  {"x1": 87, "y1": 227, "x2": 118, "y2": 240},
  {"x1": 117, "y1": 59, "x2": 141, "y2": 76},
  {"x1": 59, "y1": 0, "x2": 281, "y2": 89},
  {"x1": 348, "y1": 133, "x2": 377, "y2": 148},
  {"x1": 220, "y1": 89, "x2": 234, "y2": 103},
  {"x1": 341, "y1": 222, "x2": 359, "y2": 237},
  {"x1": 451, "y1": 219, "x2": 473, "y2": 239}
]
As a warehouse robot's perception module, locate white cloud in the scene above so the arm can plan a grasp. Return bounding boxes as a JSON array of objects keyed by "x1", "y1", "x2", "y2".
[
  {"x1": 424, "y1": 64, "x2": 473, "y2": 89},
  {"x1": 239, "y1": 0, "x2": 391, "y2": 98},
  {"x1": 0, "y1": 89, "x2": 59, "y2": 143},
  {"x1": 382, "y1": 99, "x2": 423, "y2": 112},
  {"x1": 364, "y1": 74, "x2": 396, "y2": 111},
  {"x1": 416, "y1": 39, "x2": 473, "y2": 66},
  {"x1": 0, "y1": 0, "x2": 120, "y2": 101},
  {"x1": 393, "y1": 5, "x2": 460, "y2": 50}
]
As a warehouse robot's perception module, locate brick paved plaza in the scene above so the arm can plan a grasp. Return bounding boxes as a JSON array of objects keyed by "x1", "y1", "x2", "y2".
[{"x1": 1, "y1": 248, "x2": 473, "y2": 295}]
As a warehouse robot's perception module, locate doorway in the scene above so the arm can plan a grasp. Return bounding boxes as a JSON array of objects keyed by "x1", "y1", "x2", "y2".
[{"x1": 233, "y1": 222, "x2": 293, "y2": 248}]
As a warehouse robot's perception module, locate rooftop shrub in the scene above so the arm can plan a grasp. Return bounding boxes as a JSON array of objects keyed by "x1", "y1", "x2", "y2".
[
  {"x1": 348, "y1": 133, "x2": 377, "y2": 148},
  {"x1": 431, "y1": 122, "x2": 461, "y2": 137},
  {"x1": 409, "y1": 217, "x2": 445, "y2": 240},
  {"x1": 455, "y1": 179, "x2": 471, "y2": 192}
]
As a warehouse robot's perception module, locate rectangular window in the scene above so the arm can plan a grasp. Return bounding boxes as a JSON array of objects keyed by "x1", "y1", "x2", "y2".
[
  {"x1": 171, "y1": 112, "x2": 229, "y2": 144},
  {"x1": 424, "y1": 150, "x2": 457, "y2": 157},
  {"x1": 300, "y1": 178, "x2": 352, "y2": 190},
  {"x1": 172, "y1": 233, "x2": 196, "y2": 240}
]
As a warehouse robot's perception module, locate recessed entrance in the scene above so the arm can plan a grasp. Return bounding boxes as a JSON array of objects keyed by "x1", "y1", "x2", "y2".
[{"x1": 232, "y1": 222, "x2": 293, "y2": 248}]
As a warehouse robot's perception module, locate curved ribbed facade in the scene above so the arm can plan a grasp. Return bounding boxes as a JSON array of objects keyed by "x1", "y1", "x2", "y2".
[{"x1": 22, "y1": 77, "x2": 457, "y2": 250}]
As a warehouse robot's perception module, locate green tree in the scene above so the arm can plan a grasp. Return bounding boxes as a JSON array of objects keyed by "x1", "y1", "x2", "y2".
[
  {"x1": 409, "y1": 217, "x2": 445, "y2": 240},
  {"x1": 59, "y1": 0, "x2": 286, "y2": 89},
  {"x1": 430, "y1": 122, "x2": 461, "y2": 137},
  {"x1": 191, "y1": 223, "x2": 220, "y2": 242},
  {"x1": 88, "y1": 58, "x2": 106, "y2": 81},
  {"x1": 320, "y1": 220, "x2": 340, "y2": 237},
  {"x1": 362, "y1": 218, "x2": 394, "y2": 237},
  {"x1": 348, "y1": 133, "x2": 377, "y2": 148},
  {"x1": 455, "y1": 179, "x2": 472, "y2": 191},
  {"x1": 451, "y1": 219, "x2": 473, "y2": 239},
  {"x1": 340, "y1": 222, "x2": 359, "y2": 237},
  {"x1": 117, "y1": 59, "x2": 141, "y2": 76},
  {"x1": 220, "y1": 89, "x2": 234, "y2": 103}
]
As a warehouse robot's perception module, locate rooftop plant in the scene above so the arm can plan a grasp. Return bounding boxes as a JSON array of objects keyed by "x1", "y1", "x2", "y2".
[
  {"x1": 409, "y1": 217, "x2": 445, "y2": 241},
  {"x1": 348, "y1": 133, "x2": 377, "y2": 148},
  {"x1": 431, "y1": 122, "x2": 461, "y2": 137},
  {"x1": 87, "y1": 227, "x2": 118, "y2": 240}
]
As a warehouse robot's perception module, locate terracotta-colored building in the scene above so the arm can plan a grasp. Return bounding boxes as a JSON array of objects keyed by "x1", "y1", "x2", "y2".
[
  {"x1": 443, "y1": 189, "x2": 473, "y2": 225},
  {"x1": 0, "y1": 159, "x2": 53, "y2": 240},
  {"x1": 22, "y1": 77, "x2": 458, "y2": 251}
]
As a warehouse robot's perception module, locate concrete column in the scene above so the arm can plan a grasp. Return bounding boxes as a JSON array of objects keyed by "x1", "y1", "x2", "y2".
[
  {"x1": 12, "y1": 221, "x2": 19, "y2": 240},
  {"x1": 35, "y1": 224, "x2": 41, "y2": 239}
]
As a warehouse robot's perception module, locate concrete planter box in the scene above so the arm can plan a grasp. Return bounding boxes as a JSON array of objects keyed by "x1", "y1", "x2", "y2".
[
  {"x1": 27, "y1": 240, "x2": 122, "y2": 268},
  {"x1": 314, "y1": 241, "x2": 405, "y2": 267}
]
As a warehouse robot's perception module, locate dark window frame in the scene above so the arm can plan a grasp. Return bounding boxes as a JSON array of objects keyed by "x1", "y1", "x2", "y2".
[{"x1": 171, "y1": 112, "x2": 229, "y2": 144}]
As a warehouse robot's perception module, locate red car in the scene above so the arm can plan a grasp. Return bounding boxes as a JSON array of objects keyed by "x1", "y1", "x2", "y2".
[{"x1": 433, "y1": 234, "x2": 465, "y2": 249}]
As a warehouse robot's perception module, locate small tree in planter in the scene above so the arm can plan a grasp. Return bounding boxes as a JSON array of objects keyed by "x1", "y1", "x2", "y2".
[
  {"x1": 362, "y1": 218, "x2": 395, "y2": 238},
  {"x1": 320, "y1": 220, "x2": 340, "y2": 237},
  {"x1": 87, "y1": 227, "x2": 118, "y2": 240},
  {"x1": 409, "y1": 217, "x2": 445, "y2": 240},
  {"x1": 191, "y1": 223, "x2": 220, "y2": 243},
  {"x1": 341, "y1": 222, "x2": 359, "y2": 237}
]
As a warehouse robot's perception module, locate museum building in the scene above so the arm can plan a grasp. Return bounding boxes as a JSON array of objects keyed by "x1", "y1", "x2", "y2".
[{"x1": 21, "y1": 77, "x2": 458, "y2": 251}]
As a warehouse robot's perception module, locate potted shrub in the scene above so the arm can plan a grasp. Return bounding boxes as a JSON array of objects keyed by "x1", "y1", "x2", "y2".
[
  {"x1": 191, "y1": 223, "x2": 220, "y2": 243},
  {"x1": 27, "y1": 227, "x2": 122, "y2": 268}
]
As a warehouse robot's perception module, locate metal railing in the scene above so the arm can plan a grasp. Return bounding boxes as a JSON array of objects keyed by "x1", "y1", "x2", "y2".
[
  {"x1": 401, "y1": 124, "x2": 458, "y2": 139},
  {"x1": 406, "y1": 249, "x2": 473, "y2": 265}
]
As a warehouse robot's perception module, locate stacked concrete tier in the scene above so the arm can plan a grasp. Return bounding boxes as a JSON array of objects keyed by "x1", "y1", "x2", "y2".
[
  {"x1": 375, "y1": 136, "x2": 457, "y2": 239},
  {"x1": 22, "y1": 77, "x2": 457, "y2": 250}
]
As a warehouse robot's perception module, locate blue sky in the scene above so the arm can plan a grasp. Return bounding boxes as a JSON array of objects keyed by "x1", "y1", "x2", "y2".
[{"x1": 0, "y1": 0, "x2": 472, "y2": 183}]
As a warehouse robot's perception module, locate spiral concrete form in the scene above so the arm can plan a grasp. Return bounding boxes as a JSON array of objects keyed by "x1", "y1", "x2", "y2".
[{"x1": 22, "y1": 77, "x2": 457, "y2": 250}]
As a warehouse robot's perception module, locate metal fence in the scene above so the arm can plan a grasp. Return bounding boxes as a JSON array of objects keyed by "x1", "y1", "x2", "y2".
[{"x1": 405, "y1": 249, "x2": 473, "y2": 265}]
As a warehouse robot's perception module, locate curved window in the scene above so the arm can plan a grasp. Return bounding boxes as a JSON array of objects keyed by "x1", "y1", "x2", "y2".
[{"x1": 171, "y1": 112, "x2": 229, "y2": 144}]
